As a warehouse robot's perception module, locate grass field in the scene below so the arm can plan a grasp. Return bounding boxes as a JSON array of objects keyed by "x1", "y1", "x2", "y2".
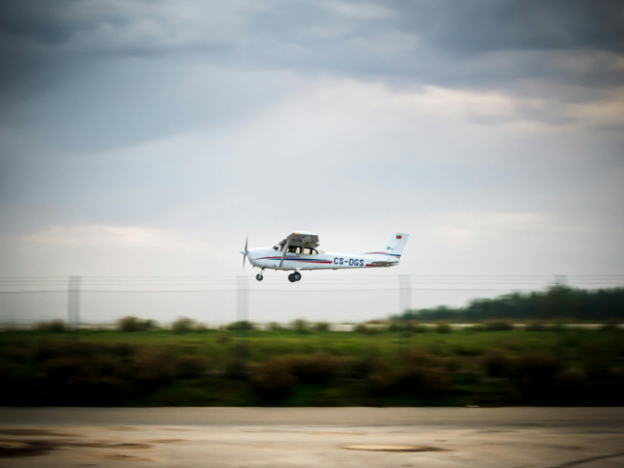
[{"x1": 1, "y1": 326, "x2": 623, "y2": 407}]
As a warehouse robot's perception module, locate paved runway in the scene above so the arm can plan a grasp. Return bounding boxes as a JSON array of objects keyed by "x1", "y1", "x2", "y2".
[{"x1": 1, "y1": 408, "x2": 623, "y2": 467}]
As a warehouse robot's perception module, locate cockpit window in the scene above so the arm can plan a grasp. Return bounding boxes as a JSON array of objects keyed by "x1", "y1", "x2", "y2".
[
  {"x1": 273, "y1": 244, "x2": 282, "y2": 251},
  {"x1": 288, "y1": 246, "x2": 300, "y2": 254},
  {"x1": 302, "y1": 247, "x2": 318, "y2": 255}
]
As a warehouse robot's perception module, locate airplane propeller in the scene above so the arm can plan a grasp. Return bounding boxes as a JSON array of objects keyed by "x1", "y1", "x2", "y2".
[{"x1": 240, "y1": 236, "x2": 249, "y2": 270}]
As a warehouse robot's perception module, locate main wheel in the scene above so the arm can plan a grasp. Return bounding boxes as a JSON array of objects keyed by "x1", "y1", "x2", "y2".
[
  {"x1": 293, "y1": 272, "x2": 302, "y2": 281},
  {"x1": 256, "y1": 274, "x2": 263, "y2": 281},
  {"x1": 288, "y1": 273, "x2": 297, "y2": 283}
]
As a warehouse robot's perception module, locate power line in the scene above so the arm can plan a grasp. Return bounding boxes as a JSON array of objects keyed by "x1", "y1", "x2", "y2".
[{"x1": 2, "y1": 287, "x2": 621, "y2": 294}]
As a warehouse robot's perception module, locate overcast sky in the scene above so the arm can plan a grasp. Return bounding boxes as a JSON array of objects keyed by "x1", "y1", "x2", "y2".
[{"x1": 1, "y1": 0, "x2": 623, "y2": 324}]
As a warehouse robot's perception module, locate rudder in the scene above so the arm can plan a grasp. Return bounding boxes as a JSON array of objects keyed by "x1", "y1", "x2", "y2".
[{"x1": 374, "y1": 232, "x2": 410, "y2": 258}]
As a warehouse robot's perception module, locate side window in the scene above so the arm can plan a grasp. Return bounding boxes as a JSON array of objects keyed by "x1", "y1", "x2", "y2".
[
  {"x1": 302, "y1": 247, "x2": 313, "y2": 255},
  {"x1": 288, "y1": 246, "x2": 299, "y2": 253},
  {"x1": 311, "y1": 248, "x2": 318, "y2": 255}
]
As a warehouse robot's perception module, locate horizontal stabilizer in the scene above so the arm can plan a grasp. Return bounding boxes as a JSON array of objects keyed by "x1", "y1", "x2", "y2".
[{"x1": 369, "y1": 260, "x2": 398, "y2": 266}]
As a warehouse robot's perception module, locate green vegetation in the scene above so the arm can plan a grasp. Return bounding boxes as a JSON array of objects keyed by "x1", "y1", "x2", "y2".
[
  {"x1": 118, "y1": 316, "x2": 156, "y2": 332},
  {"x1": 394, "y1": 286, "x2": 624, "y2": 322},
  {"x1": 1, "y1": 324, "x2": 623, "y2": 407}
]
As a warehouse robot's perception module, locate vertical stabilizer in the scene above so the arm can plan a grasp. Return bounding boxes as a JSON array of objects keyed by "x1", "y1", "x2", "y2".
[{"x1": 369, "y1": 232, "x2": 410, "y2": 258}]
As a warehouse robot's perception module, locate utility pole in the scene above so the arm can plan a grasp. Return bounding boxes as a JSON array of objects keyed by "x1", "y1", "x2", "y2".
[
  {"x1": 399, "y1": 274, "x2": 412, "y2": 356},
  {"x1": 237, "y1": 275, "x2": 249, "y2": 323},
  {"x1": 235, "y1": 275, "x2": 250, "y2": 370},
  {"x1": 399, "y1": 274, "x2": 411, "y2": 314},
  {"x1": 553, "y1": 274, "x2": 568, "y2": 362},
  {"x1": 68, "y1": 276, "x2": 82, "y2": 330}
]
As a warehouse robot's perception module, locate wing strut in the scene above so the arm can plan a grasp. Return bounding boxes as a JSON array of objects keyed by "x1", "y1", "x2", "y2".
[{"x1": 279, "y1": 238, "x2": 290, "y2": 268}]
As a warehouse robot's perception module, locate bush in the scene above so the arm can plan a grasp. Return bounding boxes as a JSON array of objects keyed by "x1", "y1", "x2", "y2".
[
  {"x1": 343, "y1": 356, "x2": 376, "y2": 379},
  {"x1": 40, "y1": 356, "x2": 127, "y2": 405},
  {"x1": 601, "y1": 320, "x2": 621, "y2": 332},
  {"x1": 551, "y1": 322, "x2": 567, "y2": 332},
  {"x1": 406, "y1": 349, "x2": 438, "y2": 365},
  {"x1": 249, "y1": 358, "x2": 298, "y2": 398},
  {"x1": 215, "y1": 333, "x2": 233, "y2": 344},
  {"x1": 452, "y1": 343, "x2": 484, "y2": 356},
  {"x1": 410, "y1": 322, "x2": 428, "y2": 333},
  {"x1": 226, "y1": 321, "x2": 255, "y2": 331},
  {"x1": 525, "y1": 320, "x2": 548, "y2": 331},
  {"x1": 402, "y1": 365, "x2": 451, "y2": 396},
  {"x1": 288, "y1": 352, "x2": 344, "y2": 384},
  {"x1": 268, "y1": 322, "x2": 286, "y2": 331},
  {"x1": 171, "y1": 317, "x2": 196, "y2": 334},
  {"x1": 442, "y1": 356, "x2": 462, "y2": 373},
  {"x1": 117, "y1": 316, "x2": 154, "y2": 332},
  {"x1": 482, "y1": 319, "x2": 514, "y2": 331},
  {"x1": 513, "y1": 352, "x2": 561, "y2": 398},
  {"x1": 354, "y1": 324, "x2": 377, "y2": 335},
  {"x1": 368, "y1": 369, "x2": 399, "y2": 393},
  {"x1": 224, "y1": 358, "x2": 248, "y2": 379},
  {"x1": 482, "y1": 349, "x2": 512, "y2": 377},
  {"x1": 108, "y1": 342, "x2": 138, "y2": 357},
  {"x1": 194, "y1": 323, "x2": 210, "y2": 332},
  {"x1": 35, "y1": 320, "x2": 66, "y2": 333},
  {"x1": 175, "y1": 356, "x2": 210, "y2": 378},
  {"x1": 290, "y1": 319, "x2": 310, "y2": 334},
  {"x1": 387, "y1": 322, "x2": 405, "y2": 332},
  {"x1": 370, "y1": 356, "x2": 451, "y2": 398},
  {"x1": 436, "y1": 322, "x2": 452, "y2": 334},
  {"x1": 314, "y1": 322, "x2": 330, "y2": 332},
  {"x1": 41, "y1": 357, "x2": 86, "y2": 385},
  {"x1": 584, "y1": 358, "x2": 610, "y2": 381},
  {"x1": 131, "y1": 350, "x2": 176, "y2": 382}
]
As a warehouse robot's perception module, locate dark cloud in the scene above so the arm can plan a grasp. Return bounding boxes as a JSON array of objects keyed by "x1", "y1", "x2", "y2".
[
  {"x1": 240, "y1": 0, "x2": 624, "y2": 94},
  {"x1": 0, "y1": 0, "x2": 78, "y2": 44},
  {"x1": 1, "y1": 0, "x2": 623, "y2": 97},
  {"x1": 395, "y1": 0, "x2": 624, "y2": 54}
]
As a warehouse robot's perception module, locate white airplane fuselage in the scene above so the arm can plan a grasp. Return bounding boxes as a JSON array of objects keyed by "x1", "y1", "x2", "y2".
[{"x1": 246, "y1": 248, "x2": 401, "y2": 271}]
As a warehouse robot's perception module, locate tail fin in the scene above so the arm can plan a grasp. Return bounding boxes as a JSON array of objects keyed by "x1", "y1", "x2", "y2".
[{"x1": 369, "y1": 232, "x2": 410, "y2": 258}]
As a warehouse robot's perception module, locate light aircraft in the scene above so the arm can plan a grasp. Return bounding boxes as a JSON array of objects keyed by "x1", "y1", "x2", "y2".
[{"x1": 240, "y1": 231, "x2": 410, "y2": 282}]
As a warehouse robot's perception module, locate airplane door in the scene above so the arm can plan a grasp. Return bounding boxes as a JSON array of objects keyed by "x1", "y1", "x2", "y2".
[
  {"x1": 299, "y1": 247, "x2": 314, "y2": 269},
  {"x1": 287, "y1": 246, "x2": 301, "y2": 261}
]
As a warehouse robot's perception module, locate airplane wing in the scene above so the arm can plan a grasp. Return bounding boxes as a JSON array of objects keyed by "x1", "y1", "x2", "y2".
[
  {"x1": 277, "y1": 232, "x2": 320, "y2": 248},
  {"x1": 278, "y1": 232, "x2": 319, "y2": 267}
]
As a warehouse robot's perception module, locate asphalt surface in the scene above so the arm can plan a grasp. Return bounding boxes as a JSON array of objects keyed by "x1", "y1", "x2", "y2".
[
  {"x1": 1, "y1": 408, "x2": 623, "y2": 467},
  {"x1": 2, "y1": 407, "x2": 624, "y2": 428}
]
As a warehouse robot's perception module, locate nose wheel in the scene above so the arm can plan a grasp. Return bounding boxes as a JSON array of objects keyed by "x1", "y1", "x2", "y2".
[
  {"x1": 256, "y1": 270, "x2": 264, "y2": 281},
  {"x1": 288, "y1": 272, "x2": 302, "y2": 282}
]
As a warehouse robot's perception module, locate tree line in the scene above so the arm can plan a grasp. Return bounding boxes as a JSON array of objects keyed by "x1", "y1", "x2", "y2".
[{"x1": 393, "y1": 286, "x2": 624, "y2": 322}]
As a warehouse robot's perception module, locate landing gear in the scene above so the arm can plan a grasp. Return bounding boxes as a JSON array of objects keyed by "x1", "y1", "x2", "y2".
[
  {"x1": 288, "y1": 272, "x2": 302, "y2": 282},
  {"x1": 256, "y1": 270, "x2": 264, "y2": 281}
]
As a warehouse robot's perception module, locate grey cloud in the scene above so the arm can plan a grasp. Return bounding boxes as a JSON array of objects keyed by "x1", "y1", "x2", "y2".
[
  {"x1": 0, "y1": 0, "x2": 79, "y2": 44},
  {"x1": 1, "y1": 0, "x2": 623, "y2": 97},
  {"x1": 394, "y1": 0, "x2": 624, "y2": 55}
]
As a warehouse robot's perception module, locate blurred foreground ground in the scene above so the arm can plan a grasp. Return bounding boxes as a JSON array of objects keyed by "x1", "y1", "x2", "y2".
[
  {"x1": 1, "y1": 408, "x2": 623, "y2": 467},
  {"x1": 2, "y1": 328, "x2": 623, "y2": 406}
]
